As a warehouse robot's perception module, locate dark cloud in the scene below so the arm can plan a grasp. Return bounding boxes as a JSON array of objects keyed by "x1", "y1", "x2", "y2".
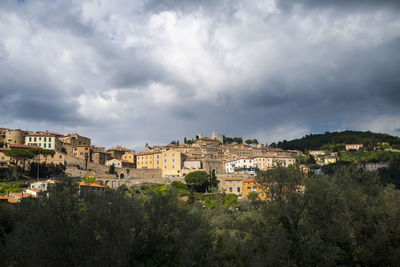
[
  {"x1": 277, "y1": 0, "x2": 400, "y2": 11},
  {"x1": 1, "y1": 0, "x2": 400, "y2": 148}
]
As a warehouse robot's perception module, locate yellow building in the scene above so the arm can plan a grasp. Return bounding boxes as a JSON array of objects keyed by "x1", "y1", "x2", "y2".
[
  {"x1": 121, "y1": 152, "x2": 135, "y2": 163},
  {"x1": 324, "y1": 155, "x2": 337, "y2": 165},
  {"x1": 243, "y1": 178, "x2": 268, "y2": 201},
  {"x1": 136, "y1": 149, "x2": 183, "y2": 177}
]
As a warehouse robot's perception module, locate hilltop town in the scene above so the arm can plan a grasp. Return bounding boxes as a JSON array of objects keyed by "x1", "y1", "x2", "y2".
[{"x1": 2, "y1": 127, "x2": 399, "y2": 203}]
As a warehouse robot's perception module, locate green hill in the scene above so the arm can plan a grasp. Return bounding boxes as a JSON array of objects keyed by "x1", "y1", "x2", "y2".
[{"x1": 276, "y1": 130, "x2": 400, "y2": 151}]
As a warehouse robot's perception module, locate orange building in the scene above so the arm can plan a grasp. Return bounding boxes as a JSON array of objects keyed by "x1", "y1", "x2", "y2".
[{"x1": 243, "y1": 178, "x2": 269, "y2": 201}]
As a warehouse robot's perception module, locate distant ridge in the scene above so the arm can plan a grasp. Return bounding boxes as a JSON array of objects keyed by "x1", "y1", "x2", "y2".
[{"x1": 276, "y1": 130, "x2": 400, "y2": 151}]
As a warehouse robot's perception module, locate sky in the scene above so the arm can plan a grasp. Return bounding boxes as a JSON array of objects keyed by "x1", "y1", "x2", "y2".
[{"x1": 1, "y1": 0, "x2": 400, "y2": 150}]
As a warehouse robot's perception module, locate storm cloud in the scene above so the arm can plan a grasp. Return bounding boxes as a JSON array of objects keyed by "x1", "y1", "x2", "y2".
[{"x1": 1, "y1": 0, "x2": 400, "y2": 149}]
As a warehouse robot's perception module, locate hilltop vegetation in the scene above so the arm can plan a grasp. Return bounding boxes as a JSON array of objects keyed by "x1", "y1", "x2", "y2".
[
  {"x1": 1, "y1": 166, "x2": 400, "y2": 266},
  {"x1": 277, "y1": 130, "x2": 400, "y2": 151}
]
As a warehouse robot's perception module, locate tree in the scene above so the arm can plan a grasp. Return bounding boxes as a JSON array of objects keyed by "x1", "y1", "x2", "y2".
[
  {"x1": 245, "y1": 139, "x2": 253, "y2": 145},
  {"x1": 307, "y1": 154, "x2": 316, "y2": 164},
  {"x1": 109, "y1": 164, "x2": 115, "y2": 174},
  {"x1": 209, "y1": 169, "x2": 218, "y2": 189},
  {"x1": 184, "y1": 171, "x2": 209, "y2": 192}
]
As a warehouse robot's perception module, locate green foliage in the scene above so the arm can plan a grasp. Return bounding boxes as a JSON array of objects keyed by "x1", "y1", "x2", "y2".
[
  {"x1": 1, "y1": 168, "x2": 400, "y2": 266},
  {"x1": 108, "y1": 163, "x2": 115, "y2": 174},
  {"x1": 245, "y1": 139, "x2": 259, "y2": 145},
  {"x1": 83, "y1": 176, "x2": 96, "y2": 184},
  {"x1": 0, "y1": 182, "x2": 25, "y2": 196},
  {"x1": 339, "y1": 151, "x2": 400, "y2": 163},
  {"x1": 184, "y1": 171, "x2": 209, "y2": 192},
  {"x1": 171, "y1": 181, "x2": 190, "y2": 195},
  {"x1": 223, "y1": 136, "x2": 243, "y2": 144},
  {"x1": 224, "y1": 194, "x2": 239, "y2": 208},
  {"x1": 247, "y1": 191, "x2": 259, "y2": 202},
  {"x1": 277, "y1": 130, "x2": 400, "y2": 151}
]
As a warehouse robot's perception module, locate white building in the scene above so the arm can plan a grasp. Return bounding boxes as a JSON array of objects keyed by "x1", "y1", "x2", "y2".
[
  {"x1": 106, "y1": 159, "x2": 122, "y2": 168},
  {"x1": 25, "y1": 134, "x2": 62, "y2": 151},
  {"x1": 365, "y1": 162, "x2": 389, "y2": 172},
  {"x1": 225, "y1": 158, "x2": 254, "y2": 174}
]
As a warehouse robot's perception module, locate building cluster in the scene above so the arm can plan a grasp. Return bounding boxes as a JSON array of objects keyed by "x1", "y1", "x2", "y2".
[
  {"x1": 0, "y1": 179, "x2": 106, "y2": 204},
  {"x1": 1, "y1": 128, "x2": 393, "y2": 185}
]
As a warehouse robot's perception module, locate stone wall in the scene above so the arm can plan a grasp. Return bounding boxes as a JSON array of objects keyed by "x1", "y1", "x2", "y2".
[{"x1": 64, "y1": 154, "x2": 162, "y2": 179}]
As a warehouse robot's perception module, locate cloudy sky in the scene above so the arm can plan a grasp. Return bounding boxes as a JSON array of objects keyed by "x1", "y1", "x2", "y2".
[{"x1": 1, "y1": 0, "x2": 400, "y2": 150}]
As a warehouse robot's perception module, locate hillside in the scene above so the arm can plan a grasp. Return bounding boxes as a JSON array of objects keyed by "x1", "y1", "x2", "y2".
[{"x1": 276, "y1": 130, "x2": 400, "y2": 151}]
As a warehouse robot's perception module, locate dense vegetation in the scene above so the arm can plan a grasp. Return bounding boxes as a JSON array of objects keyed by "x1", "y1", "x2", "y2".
[
  {"x1": 277, "y1": 130, "x2": 400, "y2": 151},
  {"x1": 1, "y1": 166, "x2": 400, "y2": 266}
]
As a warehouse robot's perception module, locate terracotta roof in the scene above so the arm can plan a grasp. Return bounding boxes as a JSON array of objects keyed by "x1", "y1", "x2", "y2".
[
  {"x1": 0, "y1": 148, "x2": 10, "y2": 151},
  {"x1": 79, "y1": 182, "x2": 105, "y2": 188},
  {"x1": 26, "y1": 133, "x2": 58, "y2": 137},
  {"x1": 243, "y1": 178, "x2": 258, "y2": 183}
]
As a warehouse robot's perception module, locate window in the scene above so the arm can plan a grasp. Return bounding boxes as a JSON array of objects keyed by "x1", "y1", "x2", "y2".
[
  {"x1": 34, "y1": 137, "x2": 36, "y2": 142},
  {"x1": 247, "y1": 187, "x2": 251, "y2": 190},
  {"x1": 85, "y1": 148, "x2": 88, "y2": 150},
  {"x1": 157, "y1": 160, "x2": 159, "y2": 164},
  {"x1": 39, "y1": 137, "x2": 41, "y2": 141},
  {"x1": 44, "y1": 144, "x2": 46, "y2": 148},
  {"x1": 44, "y1": 137, "x2": 46, "y2": 142},
  {"x1": 48, "y1": 144, "x2": 51, "y2": 148},
  {"x1": 237, "y1": 187, "x2": 240, "y2": 192},
  {"x1": 80, "y1": 152, "x2": 83, "y2": 155},
  {"x1": 172, "y1": 159, "x2": 175, "y2": 162},
  {"x1": 164, "y1": 159, "x2": 166, "y2": 162},
  {"x1": 157, "y1": 155, "x2": 159, "y2": 159},
  {"x1": 49, "y1": 138, "x2": 51, "y2": 142},
  {"x1": 29, "y1": 137, "x2": 32, "y2": 142},
  {"x1": 172, "y1": 165, "x2": 175, "y2": 168},
  {"x1": 229, "y1": 187, "x2": 232, "y2": 192}
]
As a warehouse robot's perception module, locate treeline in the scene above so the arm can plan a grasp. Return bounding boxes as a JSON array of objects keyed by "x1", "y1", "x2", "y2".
[
  {"x1": 1, "y1": 166, "x2": 400, "y2": 266},
  {"x1": 277, "y1": 130, "x2": 400, "y2": 151}
]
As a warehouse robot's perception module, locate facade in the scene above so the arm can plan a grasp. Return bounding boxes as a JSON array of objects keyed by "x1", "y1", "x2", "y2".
[
  {"x1": 243, "y1": 179, "x2": 268, "y2": 201},
  {"x1": 25, "y1": 134, "x2": 62, "y2": 151},
  {"x1": 107, "y1": 146, "x2": 134, "y2": 160},
  {"x1": 60, "y1": 133, "x2": 91, "y2": 146},
  {"x1": 345, "y1": 144, "x2": 363, "y2": 151},
  {"x1": 72, "y1": 145, "x2": 92, "y2": 161},
  {"x1": 309, "y1": 150, "x2": 326, "y2": 156},
  {"x1": 136, "y1": 149, "x2": 183, "y2": 177},
  {"x1": 92, "y1": 150, "x2": 112, "y2": 165},
  {"x1": 4, "y1": 129, "x2": 25, "y2": 146},
  {"x1": 222, "y1": 177, "x2": 243, "y2": 196},
  {"x1": 0, "y1": 148, "x2": 10, "y2": 167},
  {"x1": 202, "y1": 158, "x2": 225, "y2": 174},
  {"x1": 121, "y1": 152, "x2": 135, "y2": 163},
  {"x1": 106, "y1": 159, "x2": 122, "y2": 168},
  {"x1": 225, "y1": 158, "x2": 254, "y2": 173},
  {"x1": 324, "y1": 155, "x2": 337, "y2": 165},
  {"x1": 183, "y1": 158, "x2": 202, "y2": 169},
  {"x1": 253, "y1": 155, "x2": 296, "y2": 171}
]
